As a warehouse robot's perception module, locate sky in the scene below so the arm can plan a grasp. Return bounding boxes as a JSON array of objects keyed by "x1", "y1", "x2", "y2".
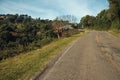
[{"x1": 0, "y1": 0, "x2": 109, "y2": 22}]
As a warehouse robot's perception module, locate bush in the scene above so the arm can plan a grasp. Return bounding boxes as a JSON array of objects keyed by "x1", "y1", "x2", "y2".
[
  {"x1": 111, "y1": 21, "x2": 120, "y2": 30},
  {"x1": 0, "y1": 48, "x2": 18, "y2": 60},
  {"x1": 62, "y1": 29, "x2": 78, "y2": 37}
]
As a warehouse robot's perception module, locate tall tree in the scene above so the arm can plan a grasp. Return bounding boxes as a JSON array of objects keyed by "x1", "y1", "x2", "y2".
[
  {"x1": 80, "y1": 15, "x2": 96, "y2": 28},
  {"x1": 108, "y1": 0, "x2": 120, "y2": 29},
  {"x1": 108, "y1": 0, "x2": 120, "y2": 21}
]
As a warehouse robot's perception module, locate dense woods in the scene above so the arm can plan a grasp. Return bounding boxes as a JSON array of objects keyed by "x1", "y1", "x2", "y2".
[
  {"x1": 0, "y1": 14, "x2": 78, "y2": 60},
  {"x1": 80, "y1": 0, "x2": 120, "y2": 30}
]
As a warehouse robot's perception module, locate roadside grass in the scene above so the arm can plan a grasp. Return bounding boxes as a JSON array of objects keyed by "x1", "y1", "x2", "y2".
[
  {"x1": 0, "y1": 32, "x2": 84, "y2": 80},
  {"x1": 108, "y1": 30, "x2": 120, "y2": 38}
]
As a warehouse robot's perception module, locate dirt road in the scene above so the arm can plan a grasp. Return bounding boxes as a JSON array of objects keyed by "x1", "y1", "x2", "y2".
[{"x1": 37, "y1": 31, "x2": 120, "y2": 80}]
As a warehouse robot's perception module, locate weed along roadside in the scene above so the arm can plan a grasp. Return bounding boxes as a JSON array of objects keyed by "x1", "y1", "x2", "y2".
[
  {"x1": 108, "y1": 30, "x2": 120, "y2": 38},
  {"x1": 0, "y1": 32, "x2": 84, "y2": 80}
]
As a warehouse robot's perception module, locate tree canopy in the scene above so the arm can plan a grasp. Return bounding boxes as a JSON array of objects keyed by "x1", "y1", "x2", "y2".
[{"x1": 80, "y1": 0, "x2": 120, "y2": 30}]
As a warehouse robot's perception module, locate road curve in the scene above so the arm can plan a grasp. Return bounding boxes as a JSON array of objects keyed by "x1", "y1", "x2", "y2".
[{"x1": 37, "y1": 31, "x2": 120, "y2": 80}]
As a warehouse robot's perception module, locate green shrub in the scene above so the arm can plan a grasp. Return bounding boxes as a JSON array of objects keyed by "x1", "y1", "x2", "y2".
[{"x1": 111, "y1": 21, "x2": 120, "y2": 30}]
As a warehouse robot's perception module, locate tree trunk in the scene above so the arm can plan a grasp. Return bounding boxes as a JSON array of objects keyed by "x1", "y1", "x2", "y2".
[{"x1": 57, "y1": 33, "x2": 60, "y2": 39}]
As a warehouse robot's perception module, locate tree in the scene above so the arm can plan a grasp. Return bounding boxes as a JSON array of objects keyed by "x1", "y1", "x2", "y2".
[
  {"x1": 95, "y1": 9, "x2": 111, "y2": 30},
  {"x1": 107, "y1": 0, "x2": 120, "y2": 30},
  {"x1": 79, "y1": 0, "x2": 120, "y2": 30},
  {"x1": 52, "y1": 20, "x2": 67, "y2": 38},
  {"x1": 80, "y1": 15, "x2": 96, "y2": 28},
  {"x1": 108, "y1": 0, "x2": 120, "y2": 21}
]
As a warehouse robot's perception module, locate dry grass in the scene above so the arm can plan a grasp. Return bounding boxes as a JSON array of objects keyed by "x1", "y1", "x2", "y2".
[
  {"x1": 0, "y1": 32, "x2": 83, "y2": 80},
  {"x1": 108, "y1": 30, "x2": 120, "y2": 38}
]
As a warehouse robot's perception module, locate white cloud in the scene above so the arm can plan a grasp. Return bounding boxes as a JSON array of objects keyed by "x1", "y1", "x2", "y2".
[
  {"x1": 0, "y1": 0, "x2": 109, "y2": 21},
  {"x1": 37, "y1": 0, "x2": 108, "y2": 21},
  {"x1": 56, "y1": 0, "x2": 93, "y2": 16},
  {"x1": 0, "y1": 0, "x2": 59, "y2": 19}
]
